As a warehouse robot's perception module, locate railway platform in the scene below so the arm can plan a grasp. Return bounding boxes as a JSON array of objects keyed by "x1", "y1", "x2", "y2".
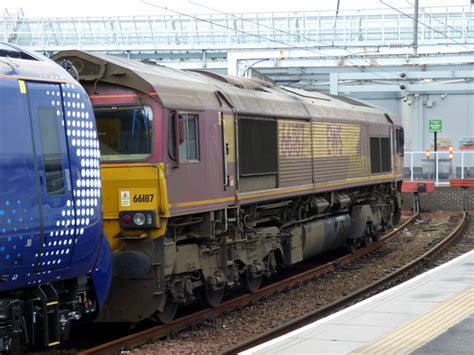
[{"x1": 242, "y1": 250, "x2": 474, "y2": 354}]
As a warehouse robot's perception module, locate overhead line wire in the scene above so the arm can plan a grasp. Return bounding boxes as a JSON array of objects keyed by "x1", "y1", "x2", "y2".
[
  {"x1": 142, "y1": 0, "x2": 398, "y2": 82},
  {"x1": 140, "y1": 0, "x2": 333, "y2": 57},
  {"x1": 405, "y1": 0, "x2": 466, "y2": 37},
  {"x1": 380, "y1": 0, "x2": 473, "y2": 51},
  {"x1": 188, "y1": 0, "x2": 399, "y2": 74},
  {"x1": 188, "y1": 0, "x2": 336, "y2": 49}
]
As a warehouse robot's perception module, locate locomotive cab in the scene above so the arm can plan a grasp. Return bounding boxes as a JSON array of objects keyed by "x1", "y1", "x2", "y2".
[
  {"x1": 75, "y1": 83, "x2": 174, "y2": 323},
  {"x1": 94, "y1": 104, "x2": 162, "y2": 234}
]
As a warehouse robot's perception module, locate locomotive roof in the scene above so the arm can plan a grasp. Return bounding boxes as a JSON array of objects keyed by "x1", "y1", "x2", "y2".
[
  {"x1": 51, "y1": 50, "x2": 398, "y2": 125},
  {"x1": 0, "y1": 42, "x2": 75, "y2": 82}
]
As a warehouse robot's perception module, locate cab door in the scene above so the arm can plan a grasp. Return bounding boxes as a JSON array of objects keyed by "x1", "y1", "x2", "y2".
[
  {"x1": 26, "y1": 82, "x2": 76, "y2": 270},
  {"x1": 223, "y1": 112, "x2": 236, "y2": 190}
]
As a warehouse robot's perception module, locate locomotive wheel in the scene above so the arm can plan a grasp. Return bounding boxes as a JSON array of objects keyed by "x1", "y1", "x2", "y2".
[
  {"x1": 201, "y1": 287, "x2": 225, "y2": 308},
  {"x1": 244, "y1": 275, "x2": 262, "y2": 293},
  {"x1": 152, "y1": 296, "x2": 178, "y2": 324}
]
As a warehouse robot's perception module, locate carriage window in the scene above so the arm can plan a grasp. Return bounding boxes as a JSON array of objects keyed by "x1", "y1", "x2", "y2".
[
  {"x1": 178, "y1": 113, "x2": 199, "y2": 161},
  {"x1": 95, "y1": 106, "x2": 153, "y2": 162},
  {"x1": 38, "y1": 107, "x2": 65, "y2": 195}
]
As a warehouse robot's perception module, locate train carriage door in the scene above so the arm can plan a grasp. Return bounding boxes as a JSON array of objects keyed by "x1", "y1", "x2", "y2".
[
  {"x1": 384, "y1": 114, "x2": 395, "y2": 173},
  {"x1": 26, "y1": 82, "x2": 75, "y2": 270},
  {"x1": 0, "y1": 79, "x2": 43, "y2": 287},
  {"x1": 222, "y1": 112, "x2": 236, "y2": 189},
  {"x1": 215, "y1": 91, "x2": 236, "y2": 190}
]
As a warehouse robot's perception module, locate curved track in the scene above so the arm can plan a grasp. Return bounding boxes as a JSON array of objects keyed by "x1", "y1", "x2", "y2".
[
  {"x1": 78, "y1": 211, "x2": 469, "y2": 355},
  {"x1": 224, "y1": 211, "x2": 468, "y2": 354}
]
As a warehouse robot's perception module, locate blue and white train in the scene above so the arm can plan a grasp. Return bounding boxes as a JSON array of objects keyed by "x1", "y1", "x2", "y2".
[{"x1": 0, "y1": 43, "x2": 111, "y2": 352}]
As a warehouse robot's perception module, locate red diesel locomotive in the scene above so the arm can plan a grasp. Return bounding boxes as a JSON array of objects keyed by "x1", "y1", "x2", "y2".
[{"x1": 53, "y1": 50, "x2": 404, "y2": 324}]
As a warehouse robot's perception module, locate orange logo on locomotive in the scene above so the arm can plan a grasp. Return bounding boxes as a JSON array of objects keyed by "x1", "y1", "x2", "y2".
[{"x1": 280, "y1": 122, "x2": 307, "y2": 158}]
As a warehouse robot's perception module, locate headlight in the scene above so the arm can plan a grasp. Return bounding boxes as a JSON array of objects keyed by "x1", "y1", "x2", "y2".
[
  {"x1": 133, "y1": 213, "x2": 146, "y2": 226},
  {"x1": 119, "y1": 211, "x2": 155, "y2": 229}
]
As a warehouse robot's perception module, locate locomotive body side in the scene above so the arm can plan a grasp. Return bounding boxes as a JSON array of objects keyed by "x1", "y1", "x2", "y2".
[
  {"x1": 0, "y1": 43, "x2": 111, "y2": 351},
  {"x1": 52, "y1": 50, "x2": 403, "y2": 325}
]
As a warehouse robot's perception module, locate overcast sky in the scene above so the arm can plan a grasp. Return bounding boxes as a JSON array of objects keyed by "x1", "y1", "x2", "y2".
[{"x1": 3, "y1": 0, "x2": 472, "y2": 18}]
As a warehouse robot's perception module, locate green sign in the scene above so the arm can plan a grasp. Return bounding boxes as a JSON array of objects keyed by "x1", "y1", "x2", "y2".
[{"x1": 429, "y1": 119, "x2": 443, "y2": 133}]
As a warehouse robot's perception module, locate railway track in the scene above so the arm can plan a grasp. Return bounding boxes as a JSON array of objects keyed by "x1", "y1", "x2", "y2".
[
  {"x1": 79, "y1": 213, "x2": 427, "y2": 355},
  {"x1": 224, "y1": 211, "x2": 469, "y2": 354}
]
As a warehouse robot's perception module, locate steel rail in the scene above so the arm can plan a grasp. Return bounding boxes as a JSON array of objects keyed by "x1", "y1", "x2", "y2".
[
  {"x1": 223, "y1": 211, "x2": 468, "y2": 354},
  {"x1": 79, "y1": 213, "x2": 420, "y2": 355}
]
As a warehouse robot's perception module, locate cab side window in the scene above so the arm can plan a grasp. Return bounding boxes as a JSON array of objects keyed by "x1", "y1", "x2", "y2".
[
  {"x1": 38, "y1": 106, "x2": 65, "y2": 195},
  {"x1": 168, "y1": 111, "x2": 199, "y2": 163},
  {"x1": 179, "y1": 113, "x2": 199, "y2": 161}
]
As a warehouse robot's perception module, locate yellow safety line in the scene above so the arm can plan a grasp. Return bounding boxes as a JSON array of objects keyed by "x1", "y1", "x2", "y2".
[
  {"x1": 351, "y1": 285, "x2": 474, "y2": 354},
  {"x1": 171, "y1": 196, "x2": 236, "y2": 208}
]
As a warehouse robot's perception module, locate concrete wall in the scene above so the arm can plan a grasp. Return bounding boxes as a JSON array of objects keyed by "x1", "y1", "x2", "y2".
[
  {"x1": 367, "y1": 97, "x2": 402, "y2": 117},
  {"x1": 402, "y1": 187, "x2": 474, "y2": 212},
  {"x1": 401, "y1": 93, "x2": 474, "y2": 152}
]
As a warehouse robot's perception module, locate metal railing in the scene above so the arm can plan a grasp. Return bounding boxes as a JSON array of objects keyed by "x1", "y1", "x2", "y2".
[
  {"x1": 1, "y1": 5, "x2": 473, "y2": 52},
  {"x1": 404, "y1": 151, "x2": 474, "y2": 185}
]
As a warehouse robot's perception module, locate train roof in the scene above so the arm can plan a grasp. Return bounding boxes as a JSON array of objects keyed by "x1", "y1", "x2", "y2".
[
  {"x1": 51, "y1": 50, "x2": 399, "y2": 125},
  {"x1": 0, "y1": 42, "x2": 75, "y2": 82}
]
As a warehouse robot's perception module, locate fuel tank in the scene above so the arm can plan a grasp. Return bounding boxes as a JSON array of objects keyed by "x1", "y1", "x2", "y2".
[
  {"x1": 285, "y1": 214, "x2": 351, "y2": 264},
  {"x1": 302, "y1": 214, "x2": 351, "y2": 259}
]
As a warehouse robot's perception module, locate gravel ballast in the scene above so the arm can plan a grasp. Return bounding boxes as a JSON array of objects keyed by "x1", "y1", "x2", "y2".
[{"x1": 133, "y1": 212, "x2": 471, "y2": 354}]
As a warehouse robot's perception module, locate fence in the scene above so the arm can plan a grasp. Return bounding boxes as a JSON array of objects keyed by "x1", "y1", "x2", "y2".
[{"x1": 404, "y1": 150, "x2": 474, "y2": 185}]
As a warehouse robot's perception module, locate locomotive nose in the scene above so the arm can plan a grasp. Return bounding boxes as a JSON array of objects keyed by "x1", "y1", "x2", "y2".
[{"x1": 100, "y1": 163, "x2": 169, "y2": 249}]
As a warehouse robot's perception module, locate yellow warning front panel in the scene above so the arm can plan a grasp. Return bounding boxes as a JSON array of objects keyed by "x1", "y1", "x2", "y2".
[{"x1": 119, "y1": 188, "x2": 158, "y2": 211}]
